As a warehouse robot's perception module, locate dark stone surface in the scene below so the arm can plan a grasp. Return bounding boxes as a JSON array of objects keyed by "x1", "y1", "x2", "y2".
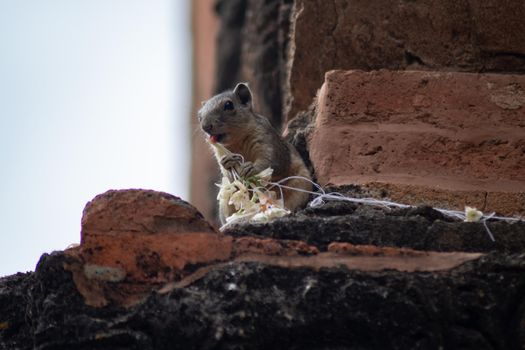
[
  {"x1": 285, "y1": 100, "x2": 316, "y2": 178},
  {"x1": 214, "y1": 0, "x2": 247, "y2": 93},
  {"x1": 225, "y1": 201, "x2": 525, "y2": 253},
  {"x1": 215, "y1": 0, "x2": 293, "y2": 129},
  {"x1": 2, "y1": 250, "x2": 525, "y2": 349},
  {"x1": 241, "y1": 0, "x2": 294, "y2": 129},
  {"x1": 0, "y1": 272, "x2": 33, "y2": 350}
]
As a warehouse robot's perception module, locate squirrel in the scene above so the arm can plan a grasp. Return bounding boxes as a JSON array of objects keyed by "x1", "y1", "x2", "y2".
[{"x1": 198, "y1": 83, "x2": 312, "y2": 223}]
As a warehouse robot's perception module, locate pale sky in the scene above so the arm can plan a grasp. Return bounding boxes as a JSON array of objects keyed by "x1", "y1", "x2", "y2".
[{"x1": 0, "y1": 0, "x2": 191, "y2": 276}]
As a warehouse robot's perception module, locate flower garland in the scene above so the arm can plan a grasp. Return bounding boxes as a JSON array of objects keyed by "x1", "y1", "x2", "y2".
[
  {"x1": 212, "y1": 142, "x2": 290, "y2": 230},
  {"x1": 211, "y1": 142, "x2": 523, "y2": 240}
]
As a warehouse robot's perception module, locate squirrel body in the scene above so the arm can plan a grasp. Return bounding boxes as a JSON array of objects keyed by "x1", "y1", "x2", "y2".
[{"x1": 198, "y1": 83, "x2": 312, "y2": 223}]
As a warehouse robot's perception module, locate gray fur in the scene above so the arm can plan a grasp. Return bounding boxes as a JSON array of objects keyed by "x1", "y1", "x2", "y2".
[{"x1": 198, "y1": 83, "x2": 312, "y2": 223}]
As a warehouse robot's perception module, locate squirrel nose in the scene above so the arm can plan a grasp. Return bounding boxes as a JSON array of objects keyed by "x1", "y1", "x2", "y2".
[{"x1": 202, "y1": 123, "x2": 214, "y2": 134}]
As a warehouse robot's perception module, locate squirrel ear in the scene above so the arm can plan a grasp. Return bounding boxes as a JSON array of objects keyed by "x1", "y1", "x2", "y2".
[{"x1": 233, "y1": 83, "x2": 252, "y2": 107}]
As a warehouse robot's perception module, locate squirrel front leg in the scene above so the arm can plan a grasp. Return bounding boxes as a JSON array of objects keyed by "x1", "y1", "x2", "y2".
[
  {"x1": 238, "y1": 157, "x2": 273, "y2": 178},
  {"x1": 219, "y1": 153, "x2": 243, "y2": 181},
  {"x1": 219, "y1": 154, "x2": 270, "y2": 179}
]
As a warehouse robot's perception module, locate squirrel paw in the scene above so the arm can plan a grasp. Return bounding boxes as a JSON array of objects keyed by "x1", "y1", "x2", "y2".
[
  {"x1": 220, "y1": 154, "x2": 243, "y2": 171},
  {"x1": 238, "y1": 161, "x2": 257, "y2": 178}
]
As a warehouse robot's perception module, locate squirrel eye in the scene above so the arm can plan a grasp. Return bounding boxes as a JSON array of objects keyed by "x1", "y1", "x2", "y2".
[{"x1": 223, "y1": 100, "x2": 234, "y2": 111}]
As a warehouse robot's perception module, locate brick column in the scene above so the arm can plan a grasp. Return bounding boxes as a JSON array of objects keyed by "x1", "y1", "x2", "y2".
[{"x1": 310, "y1": 70, "x2": 525, "y2": 216}]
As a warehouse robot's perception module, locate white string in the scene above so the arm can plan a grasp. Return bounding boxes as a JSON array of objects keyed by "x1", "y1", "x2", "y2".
[
  {"x1": 215, "y1": 148, "x2": 522, "y2": 241},
  {"x1": 265, "y1": 175, "x2": 523, "y2": 242},
  {"x1": 482, "y1": 212, "x2": 496, "y2": 242}
]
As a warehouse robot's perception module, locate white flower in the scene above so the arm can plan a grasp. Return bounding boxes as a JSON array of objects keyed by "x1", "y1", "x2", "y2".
[
  {"x1": 243, "y1": 199, "x2": 260, "y2": 215},
  {"x1": 252, "y1": 188, "x2": 270, "y2": 205},
  {"x1": 229, "y1": 188, "x2": 250, "y2": 211},
  {"x1": 217, "y1": 177, "x2": 236, "y2": 208},
  {"x1": 255, "y1": 167, "x2": 273, "y2": 182},
  {"x1": 251, "y1": 212, "x2": 271, "y2": 223},
  {"x1": 212, "y1": 150, "x2": 290, "y2": 227},
  {"x1": 465, "y1": 206, "x2": 483, "y2": 222},
  {"x1": 217, "y1": 177, "x2": 234, "y2": 199},
  {"x1": 251, "y1": 204, "x2": 290, "y2": 223},
  {"x1": 264, "y1": 205, "x2": 290, "y2": 218},
  {"x1": 232, "y1": 180, "x2": 247, "y2": 192},
  {"x1": 211, "y1": 142, "x2": 230, "y2": 159},
  {"x1": 225, "y1": 211, "x2": 253, "y2": 225}
]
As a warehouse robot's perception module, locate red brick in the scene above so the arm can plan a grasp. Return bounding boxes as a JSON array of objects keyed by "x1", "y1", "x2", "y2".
[
  {"x1": 78, "y1": 190, "x2": 229, "y2": 284},
  {"x1": 309, "y1": 70, "x2": 525, "y2": 215},
  {"x1": 285, "y1": 0, "x2": 525, "y2": 120}
]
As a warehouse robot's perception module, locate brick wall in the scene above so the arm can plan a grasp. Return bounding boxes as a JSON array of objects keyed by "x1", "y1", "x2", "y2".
[{"x1": 191, "y1": 0, "x2": 525, "y2": 218}]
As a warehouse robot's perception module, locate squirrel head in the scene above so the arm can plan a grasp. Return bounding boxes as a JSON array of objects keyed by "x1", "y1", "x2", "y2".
[{"x1": 198, "y1": 83, "x2": 255, "y2": 145}]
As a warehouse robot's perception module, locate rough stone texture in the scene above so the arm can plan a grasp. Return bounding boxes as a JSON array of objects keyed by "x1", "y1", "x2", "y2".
[
  {"x1": 240, "y1": 0, "x2": 294, "y2": 129},
  {"x1": 67, "y1": 189, "x2": 492, "y2": 309},
  {"x1": 225, "y1": 200, "x2": 525, "y2": 254},
  {"x1": 285, "y1": 0, "x2": 525, "y2": 120},
  {"x1": 81, "y1": 189, "x2": 216, "y2": 237},
  {"x1": 233, "y1": 250, "x2": 482, "y2": 274},
  {"x1": 2, "y1": 189, "x2": 525, "y2": 349},
  {"x1": 79, "y1": 190, "x2": 225, "y2": 284},
  {"x1": 65, "y1": 189, "x2": 232, "y2": 307},
  {"x1": 362, "y1": 182, "x2": 525, "y2": 220},
  {"x1": 214, "y1": 0, "x2": 247, "y2": 92},
  {"x1": 215, "y1": 0, "x2": 293, "y2": 128},
  {"x1": 0, "y1": 273, "x2": 32, "y2": 350},
  {"x1": 1, "y1": 250, "x2": 525, "y2": 349},
  {"x1": 49, "y1": 190, "x2": 312, "y2": 307},
  {"x1": 309, "y1": 70, "x2": 525, "y2": 216},
  {"x1": 284, "y1": 99, "x2": 317, "y2": 177}
]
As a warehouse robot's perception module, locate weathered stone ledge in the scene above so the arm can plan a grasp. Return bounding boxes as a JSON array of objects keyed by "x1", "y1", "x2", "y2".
[
  {"x1": 225, "y1": 199, "x2": 525, "y2": 254},
  {"x1": 1, "y1": 189, "x2": 524, "y2": 349},
  {"x1": 1, "y1": 249, "x2": 524, "y2": 349}
]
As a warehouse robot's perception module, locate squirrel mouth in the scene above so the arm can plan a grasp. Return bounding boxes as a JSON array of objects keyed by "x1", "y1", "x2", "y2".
[{"x1": 209, "y1": 133, "x2": 225, "y2": 144}]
